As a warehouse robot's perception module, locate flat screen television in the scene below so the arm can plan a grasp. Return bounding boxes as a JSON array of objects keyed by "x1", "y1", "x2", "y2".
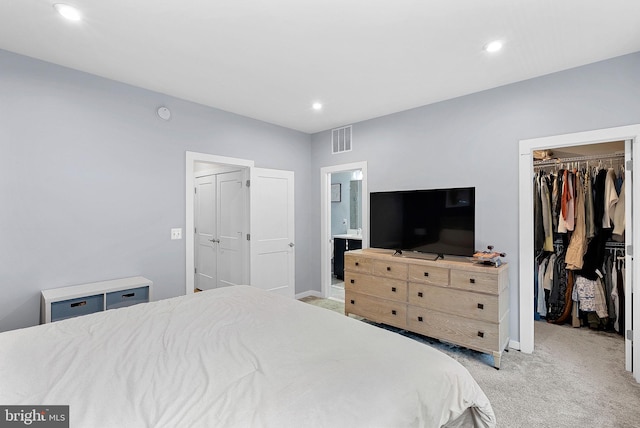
[{"x1": 370, "y1": 187, "x2": 475, "y2": 257}]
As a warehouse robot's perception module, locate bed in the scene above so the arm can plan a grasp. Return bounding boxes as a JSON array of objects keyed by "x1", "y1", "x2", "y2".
[{"x1": 0, "y1": 285, "x2": 496, "y2": 427}]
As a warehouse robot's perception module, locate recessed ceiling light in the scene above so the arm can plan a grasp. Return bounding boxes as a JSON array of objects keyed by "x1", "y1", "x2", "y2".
[
  {"x1": 54, "y1": 4, "x2": 82, "y2": 21},
  {"x1": 312, "y1": 102, "x2": 323, "y2": 111},
  {"x1": 483, "y1": 40, "x2": 503, "y2": 53}
]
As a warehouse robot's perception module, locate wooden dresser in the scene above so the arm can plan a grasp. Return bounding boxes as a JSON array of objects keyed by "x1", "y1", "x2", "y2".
[{"x1": 344, "y1": 249, "x2": 509, "y2": 368}]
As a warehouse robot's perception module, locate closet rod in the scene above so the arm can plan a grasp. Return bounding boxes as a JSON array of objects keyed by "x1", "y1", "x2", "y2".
[
  {"x1": 533, "y1": 151, "x2": 624, "y2": 167},
  {"x1": 605, "y1": 241, "x2": 626, "y2": 248}
]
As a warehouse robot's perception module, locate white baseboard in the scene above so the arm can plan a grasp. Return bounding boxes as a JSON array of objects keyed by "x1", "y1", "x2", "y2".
[
  {"x1": 295, "y1": 290, "x2": 323, "y2": 299},
  {"x1": 509, "y1": 340, "x2": 521, "y2": 351}
]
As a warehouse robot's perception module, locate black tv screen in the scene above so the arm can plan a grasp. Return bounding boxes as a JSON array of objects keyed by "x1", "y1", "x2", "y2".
[{"x1": 370, "y1": 187, "x2": 475, "y2": 257}]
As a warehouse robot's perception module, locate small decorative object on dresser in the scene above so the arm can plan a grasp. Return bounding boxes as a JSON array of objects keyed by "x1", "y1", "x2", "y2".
[
  {"x1": 344, "y1": 248, "x2": 509, "y2": 369},
  {"x1": 472, "y1": 245, "x2": 507, "y2": 267}
]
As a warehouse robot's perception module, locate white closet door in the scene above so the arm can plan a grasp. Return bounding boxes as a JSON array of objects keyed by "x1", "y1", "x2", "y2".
[
  {"x1": 625, "y1": 139, "x2": 635, "y2": 376},
  {"x1": 217, "y1": 171, "x2": 245, "y2": 288},
  {"x1": 195, "y1": 176, "x2": 217, "y2": 290},
  {"x1": 249, "y1": 168, "x2": 295, "y2": 297}
]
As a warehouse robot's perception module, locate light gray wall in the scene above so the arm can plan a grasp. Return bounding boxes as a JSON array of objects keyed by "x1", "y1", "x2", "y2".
[
  {"x1": 310, "y1": 52, "x2": 640, "y2": 343},
  {"x1": 0, "y1": 49, "x2": 312, "y2": 332}
]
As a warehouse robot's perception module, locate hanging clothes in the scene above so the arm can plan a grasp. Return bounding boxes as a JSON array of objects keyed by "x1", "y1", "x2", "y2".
[
  {"x1": 603, "y1": 167, "x2": 618, "y2": 228},
  {"x1": 584, "y1": 167, "x2": 595, "y2": 239},
  {"x1": 533, "y1": 174, "x2": 545, "y2": 253},
  {"x1": 558, "y1": 170, "x2": 575, "y2": 233},
  {"x1": 541, "y1": 253, "x2": 556, "y2": 316},
  {"x1": 566, "y1": 171, "x2": 587, "y2": 270},
  {"x1": 552, "y1": 171, "x2": 563, "y2": 233},
  {"x1": 612, "y1": 179, "x2": 625, "y2": 241},
  {"x1": 533, "y1": 152, "x2": 625, "y2": 330},
  {"x1": 547, "y1": 251, "x2": 573, "y2": 323},
  {"x1": 593, "y1": 168, "x2": 607, "y2": 233},
  {"x1": 603, "y1": 252, "x2": 617, "y2": 329},
  {"x1": 540, "y1": 175, "x2": 554, "y2": 252}
]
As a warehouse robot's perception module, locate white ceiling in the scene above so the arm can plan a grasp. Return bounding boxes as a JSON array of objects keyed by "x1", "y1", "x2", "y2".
[{"x1": 1, "y1": 1, "x2": 639, "y2": 134}]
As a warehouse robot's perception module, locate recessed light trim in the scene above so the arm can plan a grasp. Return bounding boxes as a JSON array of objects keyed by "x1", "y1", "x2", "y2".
[
  {"x1": 54, "y1": 4, "x2": 82, "y2": 21},
  {"x1": 483, "y1": 40, "x2": 503, "y2": 53},
  {"x1": 312, "y1": 102, "x2": 323, "y2": 111}
]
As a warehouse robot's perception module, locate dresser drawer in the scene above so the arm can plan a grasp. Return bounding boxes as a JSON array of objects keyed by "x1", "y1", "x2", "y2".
[
  {"x1": 344, "y1": 253, "x2": 373, "y2": 274},
  {"x1": 408, "y1": 283, "x2": 499, "y2": 323},
  {"x1": 106, "y1": 286, "x2": 150, "y2": 310},
  {"x1": 372, "y1": 259, "x2": 408, "y2": 280},
  {"x1": 408, "y1": 264, "x2": 449, "y2": 286},
  {"x1": 346, "y1": 292, "x2": 407, "y2": 329},
  {"x1": 51, "y1": 294, "x2": 104, "y2": 322},
  {"x1": 407, "y1": 307, "x2": 499, "y2": 352},
  {"x1": 450, "y1": 270, "x2": 499, "y2": 294},
  {"x1": 345, "y1": 272, "x2": 407, "y2": 302}
]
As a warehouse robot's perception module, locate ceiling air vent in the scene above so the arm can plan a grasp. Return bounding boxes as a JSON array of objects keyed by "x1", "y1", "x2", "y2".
[{"x1": 332, "y1": 125, "x2": 352, "y2": 154}]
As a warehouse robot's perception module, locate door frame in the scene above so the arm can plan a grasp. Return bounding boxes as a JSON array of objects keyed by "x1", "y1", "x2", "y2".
[
  {"x1": 320, "y1": 161, "x2": 368, "y2": 298},
  {"x1": 185, "y1": 151, "x2": 254, "y2": 295},
  {"x1": 518, "y1": 124, "x2": 640, "y2": 382}
]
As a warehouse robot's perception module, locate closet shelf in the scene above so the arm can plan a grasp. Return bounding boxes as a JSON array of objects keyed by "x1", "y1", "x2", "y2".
[{"x1": 533, "y1": 151, "x2": 624, "y2": 167}]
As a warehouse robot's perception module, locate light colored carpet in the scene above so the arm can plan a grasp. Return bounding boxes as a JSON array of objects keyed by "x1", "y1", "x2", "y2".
[{"x1": 300, "y1": 296, "x2": 640, "y2": 427}]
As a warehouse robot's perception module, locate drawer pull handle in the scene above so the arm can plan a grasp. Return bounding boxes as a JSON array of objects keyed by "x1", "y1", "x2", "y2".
[
  {"x1": 470, "y1": 278, "x2": 476, "y2": 284},
  {"x1": 391, "y1": 310, "x2": 397, "y2": 315},
  {"x1": 350, "y1": 300, "x2": 355, "y2": 305},
  {"x1": 355, "y1": 262, "x2": 359, "y2": 266},
  {"x1": 350, "y1": 279, "x2": 355, "y2": 284},
  {"x1": 418, "y1": 316, "x2": 423, "y2": 322},
  {"x1": 418, "y1": 292, "x2": 423, "y2": 297},
  {"x1": 477, "y1": 331, "x2": 484, "y2": 338},
  {"x1": 122, "y1": 293, "x2": 135, "y2": 298},
  {"x1": 387, "y1": 266, "x2": 391, "y2": 271},
  {"x1": 424, "y1": 272, "x2": 429, "y2": 277},
  {"x1": 391, "y1": 287, "x2": 396, "y2": 292},
  {"x1": 477, "y1": 303, "x2": 484, "y2": 309},
  {"x1": 71, "y1": 301, "x2": 87, "y2": 308}
]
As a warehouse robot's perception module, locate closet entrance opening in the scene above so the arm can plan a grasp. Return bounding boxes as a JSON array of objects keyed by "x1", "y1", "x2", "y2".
[
  {"x1": 519, "y1": 124, "x2": 640, "y2": 383},
  {"x1": 194, "y1": 163, "x2": 247, "y2": 292},
  {"x1": 186, "y1": 151, "x2": 296, "y2": 298},
  {"x1": 532, "y1": 141, "x2": 627, "y2": 363}
]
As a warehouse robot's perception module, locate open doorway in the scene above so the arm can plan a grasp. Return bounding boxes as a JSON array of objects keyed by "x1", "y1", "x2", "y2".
[
  {"x1": 186, "y1": 152, "x2": 254, "y2": 295},
  {"x1": 518, "y1": 124, "x2": 640, "y2": 383},
  {"x1": 320, "y1": 162, "x2": 368, "y2": 300},
  {"x1": 186, "y1": 152, "x2": 296, "y2": 298},
  {"x1": 194, "y1": 164, "x2": 247, "y2": 292}
]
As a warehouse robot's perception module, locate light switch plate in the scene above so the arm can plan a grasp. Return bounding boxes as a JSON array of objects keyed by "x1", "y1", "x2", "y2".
[{"x1": 171, "y1": 228, "x2": 182, "y2": 240}]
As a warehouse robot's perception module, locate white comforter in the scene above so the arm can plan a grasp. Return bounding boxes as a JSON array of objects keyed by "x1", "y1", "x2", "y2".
[{"x1": 0, "y1": 285, "x2": 495, "y2": 427}]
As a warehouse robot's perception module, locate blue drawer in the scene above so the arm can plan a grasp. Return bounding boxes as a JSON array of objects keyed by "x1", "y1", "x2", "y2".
[
  {"x1": 106, "y1": 286, "x2": 149, "y2": 310},
  {"x1": 51, "y1": 294, "x2": 104, "y2": 322}
]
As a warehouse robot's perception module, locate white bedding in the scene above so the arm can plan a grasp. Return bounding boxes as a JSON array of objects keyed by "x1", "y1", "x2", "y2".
[{"x1": 0, "y1": 285, "x2": 496, "y2": 427}]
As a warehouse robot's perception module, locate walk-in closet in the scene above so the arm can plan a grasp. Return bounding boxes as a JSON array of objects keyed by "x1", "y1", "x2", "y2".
[{"x1": 532, "y1": 141, "x2": 627, "y2": 340}]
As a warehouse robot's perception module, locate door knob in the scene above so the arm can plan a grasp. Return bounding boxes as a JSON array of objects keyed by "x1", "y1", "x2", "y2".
[
  {"x1": 289, "y1": 242, "x2": 295, "y2": 247},
  {"x1": 209, "y1": 238, "x2": 220, "y2": 243}
]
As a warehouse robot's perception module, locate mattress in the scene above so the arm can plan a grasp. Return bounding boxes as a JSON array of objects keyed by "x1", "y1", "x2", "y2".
[{"x1": 0, "y1": 285, "x2": 496, "y2": 427}]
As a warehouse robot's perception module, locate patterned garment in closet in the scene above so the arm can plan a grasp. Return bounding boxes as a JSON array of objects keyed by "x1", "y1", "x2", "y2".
[
  {"x1": 574, "y1": 275, "x2": 608, "y2": 318},
  {"x1": 574, "y1": 275, "x2": 597, "y2": 312}
]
